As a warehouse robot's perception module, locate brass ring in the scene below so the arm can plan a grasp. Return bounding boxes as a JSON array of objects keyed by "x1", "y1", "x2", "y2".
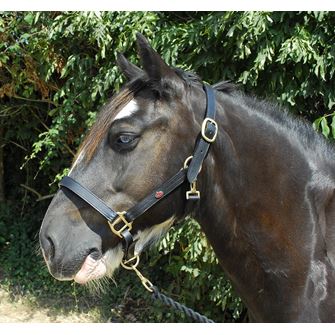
[
  {"x1": 183, "y1": 155, "x2": 202, "y2": 173},
  {"x1": 183, "y1": 156, "x2": 193, "y2": 169},
  {"x1": 121, "y1": 254, "x2": 140, "y2": 270}
]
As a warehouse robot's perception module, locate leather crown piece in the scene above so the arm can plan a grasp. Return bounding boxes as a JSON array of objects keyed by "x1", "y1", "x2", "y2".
[{"x1": 59, "y1": 84, "x2": 218, "y2": 257}]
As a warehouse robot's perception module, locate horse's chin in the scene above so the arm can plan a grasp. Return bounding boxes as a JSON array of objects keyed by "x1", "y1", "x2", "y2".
[{"x1": 74, "y1": 245, "x2": 124, "y2": 284}]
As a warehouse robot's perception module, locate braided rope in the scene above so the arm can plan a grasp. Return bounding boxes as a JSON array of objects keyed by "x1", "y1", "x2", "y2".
[{"x1": 151, "y1": 286, "x2": 215, "y2": 323}]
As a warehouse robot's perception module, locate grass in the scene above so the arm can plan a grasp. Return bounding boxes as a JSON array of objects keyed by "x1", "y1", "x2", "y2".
[
  {"x1": 0, "y1": 203, "x2": 244, "y2": 323},
  {"x1": 0, "y1": 231, "x2": 196, "y2": 323}
]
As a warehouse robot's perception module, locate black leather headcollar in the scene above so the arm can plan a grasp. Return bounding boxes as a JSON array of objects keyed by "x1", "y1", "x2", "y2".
[{"x1": 59, "y1": 84, "x2": 217, "y2": 258}]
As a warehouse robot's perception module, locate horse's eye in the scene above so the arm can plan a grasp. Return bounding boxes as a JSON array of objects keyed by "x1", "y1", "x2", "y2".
[
  {"x1": 111, "y1": 133, "x2": 139, "y2": 152},
  {"x1": 117, "y1": 134, "x2": 136, "y2": 145}
]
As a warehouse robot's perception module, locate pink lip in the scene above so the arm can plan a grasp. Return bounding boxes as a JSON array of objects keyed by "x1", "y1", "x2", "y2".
[{"x1": 74, "y1": 254, "x2": 107, "y2": 284}]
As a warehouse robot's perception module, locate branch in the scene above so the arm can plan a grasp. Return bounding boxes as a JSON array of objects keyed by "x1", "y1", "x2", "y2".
[
  {"x1": 30, "y1": 109, "x2": 76, "y2": 157},
  {"x1": 20, "y1": 184, "x2": 55, "y2": 202},
  {"x1": 13, "y1": 95, "x2": 58, "y2": 107},
  {"x1": 36, "y1": 194, "x2": 55, "y2": 202},
  {"x1": 31, "y1": 108, "x2": 50, "y2": 131},
  {"x1": 8, "y1": 140, "x2": 28, "y2": 152},
  {"x1": 64, "y1": 143, "x2": 76, "y2": 157}
]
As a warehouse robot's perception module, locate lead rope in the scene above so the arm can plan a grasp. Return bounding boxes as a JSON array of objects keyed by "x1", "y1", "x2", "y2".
[
  {"x1": 121, "y1": 255, "x2": 215, "y2": 323},
  {"x1": 151, "y1": 287, "x2": 215, "y2": 323}
]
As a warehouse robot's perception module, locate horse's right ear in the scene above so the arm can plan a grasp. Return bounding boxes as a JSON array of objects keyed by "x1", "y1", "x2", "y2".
[
  {"x1": 116, "y1": 52, "x2": 143, "y2": 80},
  {"x1": 136, "y1": 33, "x2": 178, "y2": 83}
]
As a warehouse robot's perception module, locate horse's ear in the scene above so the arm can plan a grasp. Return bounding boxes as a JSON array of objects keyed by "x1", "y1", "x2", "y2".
[
  {"x1": 136, "y1": 33, "x2": 178, "y2": 82},
  {"x1": 116, "y1": 52, "x2": 143, "y2": 80}
]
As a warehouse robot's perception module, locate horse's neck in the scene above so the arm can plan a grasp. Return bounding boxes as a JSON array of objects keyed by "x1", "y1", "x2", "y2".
[{"x1": 193, "y1": 93, "x2": 332, "y2": 321}]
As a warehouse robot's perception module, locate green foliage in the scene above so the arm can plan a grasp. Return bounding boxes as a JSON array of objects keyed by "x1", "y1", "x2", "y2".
[
  {"x1": 2, "y1": 11, "x2": 335, "y2": 183},
  {"x1": 0, "y1": 203, "x2": 10, "y2": 246},
  {"x1": 149, "y1": 219, "x2": 244, "y2": 321},
  {"x1": 0, "y1": 202, "x2": 153, "y2": 322},
  {"x1": 1, "y1": 11, "x2": 335, "y2": 322},
  {"x1": 0, "y1": 203, "x2": 57, "y2": 292}
]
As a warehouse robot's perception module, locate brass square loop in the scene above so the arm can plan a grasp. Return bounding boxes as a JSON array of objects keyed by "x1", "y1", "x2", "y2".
[
  {"x1": 186, "y1": 190, "x2": 200, "y2": 200},
  {"x1": 108, "y1": 211, "x2": 133, "y2": 239}
]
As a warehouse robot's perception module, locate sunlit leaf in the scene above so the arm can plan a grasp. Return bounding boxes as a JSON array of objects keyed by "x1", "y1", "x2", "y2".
[{"x1": 321, "y1": 117, "x2": 330, "y2": 138}]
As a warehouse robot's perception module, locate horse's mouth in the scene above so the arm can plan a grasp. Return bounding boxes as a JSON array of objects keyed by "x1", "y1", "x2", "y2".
[
  {"x1": 74, "y1": 254, "x2": 107, "y2": 284},
  {"x1": 73, "y1": 245, "x2": 124, "y2": 284}
]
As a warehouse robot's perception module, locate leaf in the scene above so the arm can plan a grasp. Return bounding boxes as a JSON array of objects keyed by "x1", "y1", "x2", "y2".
[
  {"x1": 266, "y1": 15, "x2": 273, "y2": 23},
  {"x1": 330, "y1": 116, "x2": 335, "y2": 139},
  {"x1": 312, "y1": 117, "x2": 322, "y2": 132},
  {"x1": 328, "y1": 98, "x2": 335, "y2": 110},
  {"x1": 24, "y1": 13, "x2": 34, "y2": 25},
  {"x1": 101, "y1": 44, "x2": 106, "y2": 59},
  {"x1": 227, "y1": 27, "x2": 235, "y2": 37},
  {"x1": 34, "y1": 12, "x2": 41, "y2": 24},
  {"x1": 321, "y1": 117, "x2": 330, "y2": 138}
]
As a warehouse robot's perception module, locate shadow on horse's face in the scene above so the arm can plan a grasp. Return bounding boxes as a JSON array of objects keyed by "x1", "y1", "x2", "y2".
[{"x1": 39, "y1": 35, "x2": 203, "y2": 283}]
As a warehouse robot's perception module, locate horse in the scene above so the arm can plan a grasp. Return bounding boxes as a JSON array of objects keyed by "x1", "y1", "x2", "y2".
[{"x1": 39, "y1": 33, "x2": 335, "y2": 322}]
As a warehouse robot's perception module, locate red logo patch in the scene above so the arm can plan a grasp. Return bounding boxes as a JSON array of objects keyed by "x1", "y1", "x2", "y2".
[{"x1": 155, "y1": 191, "x2": 164, "y2": 199}]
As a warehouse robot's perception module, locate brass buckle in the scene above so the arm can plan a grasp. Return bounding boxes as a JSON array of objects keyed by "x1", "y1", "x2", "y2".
[
  {"x1": 108, "y1": 211, "x2": 133, "y2": 239},
  {"x1": 201, "y1": 117, "x2": 218, "y2": 143},
  {"x1": 186, "y1": 181, "x2": 200, "y2": 200}
]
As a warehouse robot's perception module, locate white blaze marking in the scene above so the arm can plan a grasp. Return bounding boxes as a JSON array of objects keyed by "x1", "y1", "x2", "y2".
[{"x1": 114, "y1": 99, "x2": 138, "y2": 121}]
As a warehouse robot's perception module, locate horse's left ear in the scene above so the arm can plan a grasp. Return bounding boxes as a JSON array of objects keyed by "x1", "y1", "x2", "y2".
[
  {"x1": 116, "y1": 52, "x2": 143, "y2": 80},
  {"x1": 136, "y1": 33, "x2": 179, "y2": 83}
]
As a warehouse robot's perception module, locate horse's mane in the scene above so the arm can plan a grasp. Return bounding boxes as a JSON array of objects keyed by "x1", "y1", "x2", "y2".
[
  {"x1": 175, "y1": 67, "x2": 237, "y2": 94},
  {"x1": 179, "y1": 71, "x2": 333, "y2": 160},
  {"x1": 223, "y1": 85, "x2": 335, "y2": 161}
]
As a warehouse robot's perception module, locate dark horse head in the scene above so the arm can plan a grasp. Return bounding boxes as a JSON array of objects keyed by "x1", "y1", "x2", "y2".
[
  {"x1": 40, "y1": 34, "x2": 335, "y2": 322},
  {"x1": 40, "y1": 34, "x2": 207, "y2": 283}
]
